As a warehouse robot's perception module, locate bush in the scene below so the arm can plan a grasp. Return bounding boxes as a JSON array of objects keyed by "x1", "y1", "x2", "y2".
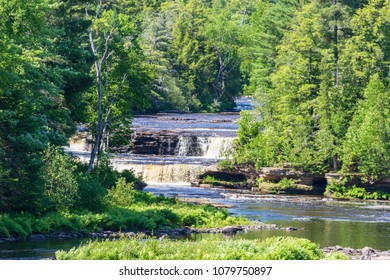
[
  {"x1": 0, "y1": 220, "x2": 10, "y2": 237},
  {"x1": 325, "y1": 179, "x2": 390, "y2": 200},
  {"x1": 0, "y1": 215, "x2": 29, "y2": 239},
  {"x1": 41, "y1": 146, "x2": 79, "y2": 211},
  {"x1": 259, "y1": 237, "x2": 323, "y2": 260},
  {"x1": 76, "y1": 173, "x2": 107, "y2": 211},
  {"x1": 106, "y1": 178, "x2": 136, "y2": 207},
  {"x1": 278, "y1": 178, "x2": 296, "y2": 189}
]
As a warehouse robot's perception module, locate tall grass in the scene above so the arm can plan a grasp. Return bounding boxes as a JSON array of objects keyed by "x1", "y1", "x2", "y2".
[
  {"x1": 0, "y1": 199, "x2": 251, "y2": 239},
  {"x1": 55, "y1": 236, "x2": 324, "y2": 260}
]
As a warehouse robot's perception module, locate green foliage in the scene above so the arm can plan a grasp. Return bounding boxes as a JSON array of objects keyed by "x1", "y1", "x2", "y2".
[
  {"x1": 75, "y1": 173, "x2": 107, "y2": 212},
  {"x1": 233, "y1": 0, "x2": 390, "y2": 177},
  {"x1": 0, "y1": 0, "x2": 73, "y2": 213},
  {"x1": 201, "y1": 175, "x2": 220, "y2": 184},
  {"x1": 42, "y1": 146, "x2": 79, "y2": 211},
  {"x1": 278, "y1": 178, "x2": 296, "y2": 190},
  {"x1": 325, "y1": 179, "x2": 390, "y2": 200},
  {"x1": 366, "y1": 190, "x2": 390, "y2": 200},
  {"x1": 0, "y1": 214, "x2": 31, "y2": 239},
  {"x1": 325, "y1": 179, "x2": 348, "y2": 198},
  {"x1": 341, "y1": 74, "x2": 390, "y2": 177},
  {"x1": 55, "y1": 236, "x2": 323, "y2": 260},
  {"x1": 258, "y1": 236, "x2": 323, "y2": 260},
  {"x1": 106, "y1": 178, "x2": 137, "y2": 207},
  {"x1": 323, "y1": 251, "x2": 350, "y2": 260}
]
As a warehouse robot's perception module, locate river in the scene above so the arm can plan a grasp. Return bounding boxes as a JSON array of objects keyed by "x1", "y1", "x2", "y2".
[{"x1": 1, "y1": 97, "x2": 389, "y2": 259}]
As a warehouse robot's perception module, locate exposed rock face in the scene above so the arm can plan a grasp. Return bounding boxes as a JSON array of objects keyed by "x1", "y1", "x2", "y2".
[
  {"x1": 131, "y1": 131, "x2": 180, "y2": 155},
  {"x1": 196, "y1": 167, "x2": 327, "y2": 195},
  {"x1": 192, "y1": 170, "x2": 250, "y2": 190},
  {"x1": 259, "y1": 167, "x2": 326, "y2": 190}
]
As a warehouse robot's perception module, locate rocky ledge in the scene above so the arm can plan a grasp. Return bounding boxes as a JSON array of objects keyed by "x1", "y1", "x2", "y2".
[{"x1": 323, "y1": 245, "x2": 390, "y2": 260}]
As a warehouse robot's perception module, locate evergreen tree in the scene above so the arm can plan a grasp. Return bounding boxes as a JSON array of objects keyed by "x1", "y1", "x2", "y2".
[
  {"x1": 140, "y1": 6, "x2": 192, "y2": 111},
  {"x1": 0, "y1": 0, "x2": 72, "y2": 212},
  {"x1": 341, "y1": 74, "x2": 390, "y2": 177},
  {"x1": 170, "y1": 0, "x2": 216, "y2": 111}
]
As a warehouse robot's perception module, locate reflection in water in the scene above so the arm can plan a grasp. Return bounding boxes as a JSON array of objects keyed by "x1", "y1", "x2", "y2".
[
  {"x1": 146, "y1": 184, "x2": 390, "y2": 250},
  {"x1": 0, "y1": 238, "x2": 91, "y2": 260}
]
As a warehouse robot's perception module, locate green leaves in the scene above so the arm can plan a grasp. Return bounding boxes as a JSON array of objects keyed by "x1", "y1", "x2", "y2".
[
  {"x1": 234, "y1": 0, "x2": 390, "y2": 176},
  {"x1": 341, "y1": 74, "x2": 390, "y2": 176}
]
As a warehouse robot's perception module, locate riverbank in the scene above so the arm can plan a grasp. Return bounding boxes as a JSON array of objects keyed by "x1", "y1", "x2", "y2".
[
  {"x1": 193, "y1": 168, "x2": 390, "y2": 200},
  {"x1": 2, "y1": 223, "x2": 390, "y2": 260},
  {"x1": 323, "y1": 246, "x2": 390, "y2": 260},
  {"x1": 54, "y1": 235, "x2": 390, "y2": 260}
]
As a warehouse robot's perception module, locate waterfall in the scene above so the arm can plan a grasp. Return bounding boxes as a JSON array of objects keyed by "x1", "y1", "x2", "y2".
[
  {"x1": 175, "y1": 135, "x2": 209, "y2": 156},
  {"x1": 203, "y1": 137, "x2": 234, "y2": 159},
  {"x1": 115, "y1": 163, "x2": 217, "y2": 184},
  {"x1": 66, "y1": 109, "x2": 242, "y2": 184},
  {"x1": 174, "y1": 135, "x2": 234, "y2": 158},
  {"x1": 65, "y1": 132, "x2": 92, "y2": 152}
]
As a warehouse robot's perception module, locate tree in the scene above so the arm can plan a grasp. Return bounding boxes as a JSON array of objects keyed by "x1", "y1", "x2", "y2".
[
  {"x1": 140, "y1": 6, "x2": 192, "y2": 111},
  {"x1": 170, "y1": 0, "x2": 216, "y2": 111},
  {"x1": 85, "y1": 0, "x2": 153, "y2": 172},
  {"x1": 243, "y1": 0, "x2": 300, "y2": 96},
  {"x1": 204, "y1": 0, "x2": 252, "y2": 110},
  {"x1": 341, "y1": 74, "x2": 390, "y2": 177},
  {"x1": 0, "y1": 0, "x2": 73, "y2": 212},
  {"x1": 49, "y1": 0, "x2": 94, "y2": 123}
]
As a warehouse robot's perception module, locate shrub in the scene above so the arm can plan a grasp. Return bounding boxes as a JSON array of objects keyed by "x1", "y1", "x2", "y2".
[
  {"x1": 0, "y1": 220, "x2": 10, "y2": 237},
  {"x1": 325, "y1": 179, "x2": 390, "y2": 200},
  {"x1": 76, "y1": 173, "x2": 107, "y2": 211},
  {"x1": 278, "y1": 178, "x2": 296, "y2": 189},
  {"x1": 41, "y1": 146, "x2": 79, "y2": 211},
  {"x1": 106, "y1": 178, "x2": 136, "y2": 207},
  {"x1": 1, "y1": 215, "x2": 29, "y2": 239}
]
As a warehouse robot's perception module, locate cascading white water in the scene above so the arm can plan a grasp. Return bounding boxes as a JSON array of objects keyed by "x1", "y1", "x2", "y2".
[
  {"x1": 66, "y1": 103, "x2": 245, "y2": 184},
  {"x1": 202, "y1": 137, "x2": 234, "y2": 159},
  {"x1": 175, "y1": 135, "x2": 192, "y2": 156},
  {"x1": 175, "y1": 135, "x2": 210, "y2": 157},
  {"x1": 64, "y1": 132, "x2": 92, "y2": 153},
  {"x1": 114, "y1": 163, "x2": 217, "y2": 184}
]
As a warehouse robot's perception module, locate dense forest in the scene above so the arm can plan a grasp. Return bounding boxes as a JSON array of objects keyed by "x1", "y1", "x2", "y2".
[
  {"x1": 1, "y1": 0, "x2": 389, "y2": 216},
  {"x1": 233, "y1": 0, "x2": 390, "y2": 179}
]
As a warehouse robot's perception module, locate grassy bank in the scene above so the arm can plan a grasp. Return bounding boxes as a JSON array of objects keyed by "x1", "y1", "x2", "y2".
[
  {"x1": 0, "y1": 190, "x2": 250, "y2": 240},
  {"x1": 55, "y1": 235, "x2": 348, "y2": 260}
]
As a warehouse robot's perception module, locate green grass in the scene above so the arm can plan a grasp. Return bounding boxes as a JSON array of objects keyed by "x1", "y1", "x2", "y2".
[
  {"x1": 55, "y1": 236, "x2": 324, "y2": 260},
  {"x1": 0, "y1": 193, "x2": 251, "y2": 239}
]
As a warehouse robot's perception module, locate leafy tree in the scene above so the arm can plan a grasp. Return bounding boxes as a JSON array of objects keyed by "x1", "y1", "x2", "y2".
[
  {"x1": 0, "y1": 0, "x2": 73, "y2": 212},
  {"x1": 49, "y1": 0, "x2": 94, "y2": 123},
  {"x1": 204, "y1": 0, "x2": 251, "y2": 110},
  {"x1": 243, "y1": 0, "x2": 300, "y2": 96},
  {"x1": 85, "y1": 0, "x2": 153, "y2": 172},
  {"x1": 341, "y1": 74, "x2": 390, "y2": 177},
  {"x1": 42, "y1": 147, "x2": 79, "y2": 211}
]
